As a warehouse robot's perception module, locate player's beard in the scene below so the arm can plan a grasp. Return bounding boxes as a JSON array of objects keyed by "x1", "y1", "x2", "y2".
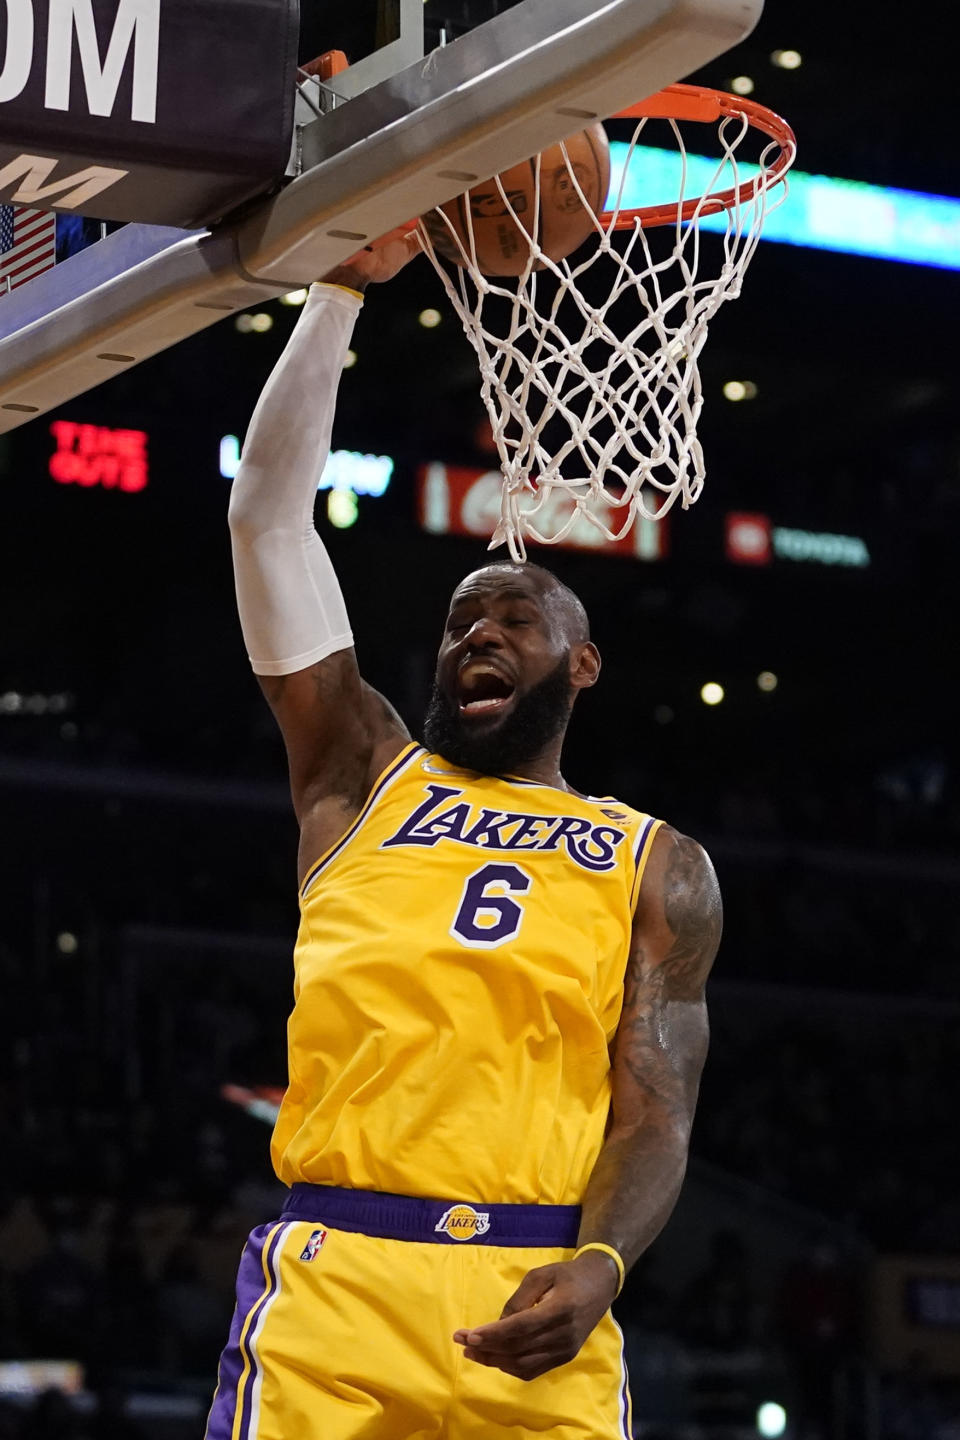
[{"x1": 422, "y1": 656, "x2": 572, "y2": 776}]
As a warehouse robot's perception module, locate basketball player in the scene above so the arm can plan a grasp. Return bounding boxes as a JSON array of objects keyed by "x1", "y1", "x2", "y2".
[{"x1": 206, "y1": 231, "x2": 721, "y2": 1439}]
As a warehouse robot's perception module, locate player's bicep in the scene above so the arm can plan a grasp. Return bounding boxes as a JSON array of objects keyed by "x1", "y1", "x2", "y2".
[
  {"x1": 258, "y1": 650, "x2": 409, "y2": 819},
  {"x1": 611, "y1": 827, "x2": 721, "y2": 1133}
]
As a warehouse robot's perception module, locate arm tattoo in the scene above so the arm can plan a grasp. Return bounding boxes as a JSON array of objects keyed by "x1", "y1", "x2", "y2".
[
  {"x1": 576, "y1": 830, "x2": 721, "y2": 1273},
  {"x1": 662, "y1": 833, "x2": 723, "y2": 1002},
  {"x1": 618, "y1": 953, "x2": 690, "y2": 1123}
]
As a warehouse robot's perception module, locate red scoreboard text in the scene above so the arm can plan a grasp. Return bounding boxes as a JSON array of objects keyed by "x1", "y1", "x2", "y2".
[{"x1": 49, "y1": 422, "x2": 149, "y2": 493}]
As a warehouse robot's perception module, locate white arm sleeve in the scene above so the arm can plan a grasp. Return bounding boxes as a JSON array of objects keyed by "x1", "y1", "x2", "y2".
[{"x1": 228, "y1": 282, "x2": 362, "y2": 677}]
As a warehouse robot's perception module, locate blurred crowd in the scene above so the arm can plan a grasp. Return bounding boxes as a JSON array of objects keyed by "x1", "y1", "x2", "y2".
[{"x1": 698, "y1": 1016, "x2": 959, "y2": 1252}]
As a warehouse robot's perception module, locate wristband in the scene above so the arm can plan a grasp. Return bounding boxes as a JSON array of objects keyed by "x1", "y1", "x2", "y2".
[
  {"x1": 573, "y1": 1242, "x2": 625, "y2": 1297},
  {"x1": 311, "y1": 280, "x2": 365, "y2": 302}
]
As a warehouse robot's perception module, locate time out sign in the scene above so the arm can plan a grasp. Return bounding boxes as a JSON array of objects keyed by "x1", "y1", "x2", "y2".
[{"x1": 49, "y1": 418, "x2": 148, "y2": 491}]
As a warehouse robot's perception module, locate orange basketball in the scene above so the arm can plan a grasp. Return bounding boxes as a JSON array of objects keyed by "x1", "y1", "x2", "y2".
[{"x1": 423, "y1": 124, "x2": 611, "y2": 277}]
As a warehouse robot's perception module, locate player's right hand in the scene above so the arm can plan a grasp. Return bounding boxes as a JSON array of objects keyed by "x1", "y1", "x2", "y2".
[
  {"x1": 321, "y1": 225, "x2": 422, "y2": 289},
  {"x1": 453, "y1": 1250, "x2": 619, "y2": 1381}
]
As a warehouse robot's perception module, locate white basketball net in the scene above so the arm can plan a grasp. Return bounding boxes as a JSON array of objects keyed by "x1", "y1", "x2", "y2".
[{"x1": 418, "y1": 90, "x2": 795, "y2": 560}]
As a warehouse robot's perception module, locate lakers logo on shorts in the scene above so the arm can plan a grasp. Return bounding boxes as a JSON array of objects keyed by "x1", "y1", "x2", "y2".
[{"x1": 434, "y1": 1205, "x2": 491, "y2": 1242}]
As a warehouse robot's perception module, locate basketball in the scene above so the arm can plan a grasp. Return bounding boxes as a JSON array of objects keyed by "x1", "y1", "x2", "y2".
[{"x1": 423, "y1": 123, "x2": 611, "y2": 277}]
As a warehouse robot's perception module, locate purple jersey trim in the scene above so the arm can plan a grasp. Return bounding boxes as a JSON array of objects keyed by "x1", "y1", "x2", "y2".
[
  {"x1": 632, "y1": 815, "x2": 656, "y2": 867},
  {"x1": 281, "y1": 1183, "x2": 581, "y2": 1247},
  {"x1": 629, "y1": 814, "x2": 662, "y2": 914},
  {"x1": 613, "y1": 1317, "x2": 633, "y2": 1438}
]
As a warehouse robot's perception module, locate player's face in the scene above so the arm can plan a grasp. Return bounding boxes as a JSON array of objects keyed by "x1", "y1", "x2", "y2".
[{"x1": 423, "y1": 569, "x2": 579, "y2": 772}]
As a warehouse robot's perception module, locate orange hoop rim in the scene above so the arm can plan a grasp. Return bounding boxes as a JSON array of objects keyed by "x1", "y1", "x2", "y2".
[{"x1": 601, "y1": 83, "x2": 796, "y2": 230}]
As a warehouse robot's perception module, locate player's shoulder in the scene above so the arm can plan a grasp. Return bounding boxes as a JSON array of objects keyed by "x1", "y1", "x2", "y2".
[
  {"x1": 648, "y1": 821, "x2": 713, "y2": 861},
  {"x1": 637, "y1": 823, "x2": 722, "y2": 929}
]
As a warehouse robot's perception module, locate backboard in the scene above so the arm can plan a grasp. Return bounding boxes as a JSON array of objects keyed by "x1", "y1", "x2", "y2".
[{"x1": 0, "y1": 0, "x2": 765, "y2": 432}]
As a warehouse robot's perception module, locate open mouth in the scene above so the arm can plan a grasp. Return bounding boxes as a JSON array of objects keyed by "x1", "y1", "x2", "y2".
[{"x1": 456, "y1": 661, "x2": 516, "y2": 719}]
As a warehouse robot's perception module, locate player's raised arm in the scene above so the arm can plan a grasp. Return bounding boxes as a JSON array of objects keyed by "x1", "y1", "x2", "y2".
[{"x1": 227, "y1": 234, "x2": 419, "y2": 849}]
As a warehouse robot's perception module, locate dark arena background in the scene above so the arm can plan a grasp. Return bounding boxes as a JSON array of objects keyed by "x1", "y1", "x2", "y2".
[{"x1": 1, "y1": 2, "x2": 958, "y2": 1437}]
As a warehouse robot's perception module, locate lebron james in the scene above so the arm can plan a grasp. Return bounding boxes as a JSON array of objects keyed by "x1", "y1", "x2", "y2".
[{"x1": 206, "y1": 232, "x2": 722, "y2": 1440}]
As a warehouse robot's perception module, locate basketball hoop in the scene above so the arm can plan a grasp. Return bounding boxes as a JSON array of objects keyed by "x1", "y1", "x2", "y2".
[{"x1": 417, "y1": 84, "x2": 797, "y2": 560}]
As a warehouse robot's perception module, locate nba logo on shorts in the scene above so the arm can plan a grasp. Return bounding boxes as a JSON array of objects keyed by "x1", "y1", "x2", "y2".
[{"x1": 299, "y1": 1228, "x2": 328, "y2": 1261}]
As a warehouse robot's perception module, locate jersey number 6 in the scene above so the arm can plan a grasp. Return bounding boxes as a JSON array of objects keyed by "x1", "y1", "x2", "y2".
[{"x1": 450, "y1": 863, "x2": 532, "y2": 949}]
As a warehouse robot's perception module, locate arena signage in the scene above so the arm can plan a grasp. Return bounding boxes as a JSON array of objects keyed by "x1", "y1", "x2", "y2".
[
  {"x1": 725, "y1": 511, "x2": 772, "y2": 565},
  {"x1": 49, "y1": 417, "x2": 148, "y2": 489},
  {"x1": 220, "y1": 437, "x2": 394, "y2": 499},
  {"x1": 725, "y1": 512, "x2": 870, "y2": 569},
  {"x1": 773, "y1": 526, "x2": 870, "y2": 568},
  {"x1": 0, "y1": 0, "x2": 161, "y2": 121},
  {"x1": 0, "y1": 0, "x2": 298, "y2": 226},
  {"x1": 0, "y1": 150, "x2": 126, "y2": 205},
  {"x1": 320, "y1": 449, "x2": 394, "y2": 498},
  {"x1": 417, "y1": 463, "x2": 668, "y2": 561}
]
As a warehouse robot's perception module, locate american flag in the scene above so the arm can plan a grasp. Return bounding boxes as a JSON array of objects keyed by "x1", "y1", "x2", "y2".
[{"x1": 0, "y1": 205, "x2": 57, "y2": 295}]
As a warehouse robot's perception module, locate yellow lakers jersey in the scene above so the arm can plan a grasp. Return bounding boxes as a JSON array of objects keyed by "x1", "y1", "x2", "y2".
[{"x1": 271, "y1": 745, "x2": 662, "y2": 1205}]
